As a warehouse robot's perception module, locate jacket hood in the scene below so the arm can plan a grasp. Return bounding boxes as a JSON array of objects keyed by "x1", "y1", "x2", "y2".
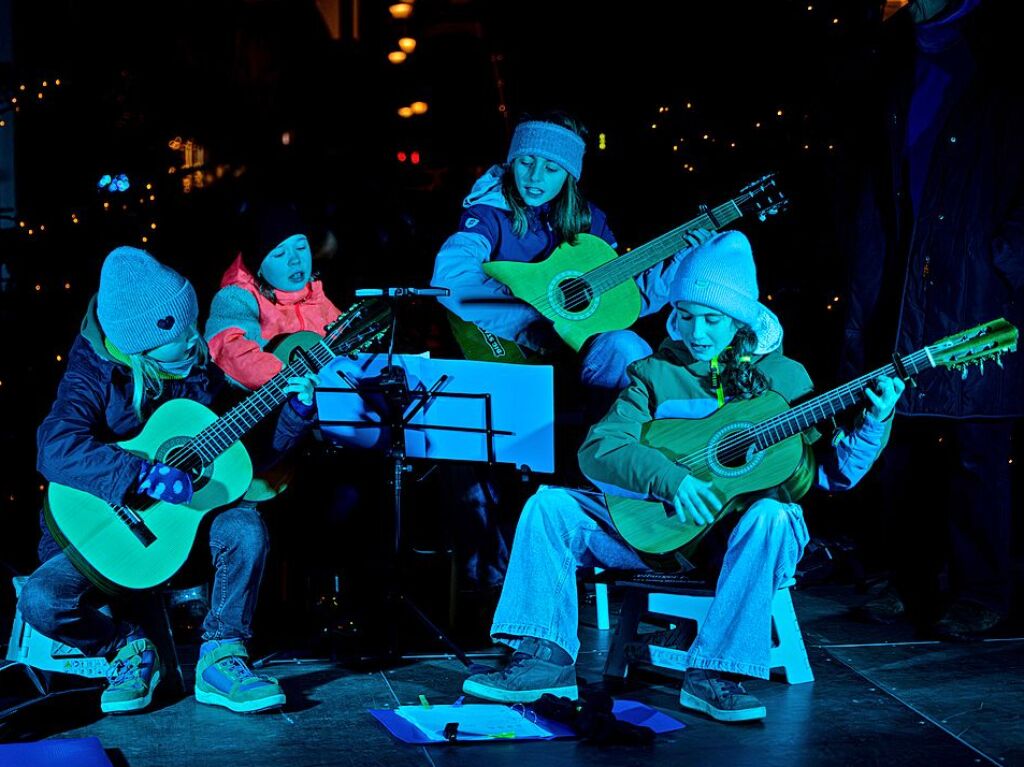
[
  {"x1": 219, "y1": 254, "x2": 318, "y2": 307},
  {"x1": 80, "y1": 294, "x2": 123, "y2": 366},
  {"x1": 463, "y1": 165, "x2": 512, "y2": 211}
]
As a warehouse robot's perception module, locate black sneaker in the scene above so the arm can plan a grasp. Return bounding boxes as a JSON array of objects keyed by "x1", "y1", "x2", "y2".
[
  {"x1": 462, "y1": 638, "x2": 577, "y2": 703},
  {"x1": 932, "y1": 599, "x2": 1003, "y2": 642},
  {"x1": 679, "y1": 669, "x2": 766, "y2": 722}
]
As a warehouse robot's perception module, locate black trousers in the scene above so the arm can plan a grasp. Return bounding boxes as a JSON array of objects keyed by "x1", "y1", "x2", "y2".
[{"x1": 879, "y1": 417, "x2": 1016, "y2": 616}]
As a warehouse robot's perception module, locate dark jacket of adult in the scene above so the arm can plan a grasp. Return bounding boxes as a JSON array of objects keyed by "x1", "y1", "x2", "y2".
[{"x1": 840, "y1": 1, "x2": 1023, "y2": 418}]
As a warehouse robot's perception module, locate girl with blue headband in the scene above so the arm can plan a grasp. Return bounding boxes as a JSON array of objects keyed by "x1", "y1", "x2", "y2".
[
  {"x1": 432, "y1": 112, "x2": 709, "y2": 592},
  {"x1": 432, "y1": 111, "x2": 708, "y2": 391}
]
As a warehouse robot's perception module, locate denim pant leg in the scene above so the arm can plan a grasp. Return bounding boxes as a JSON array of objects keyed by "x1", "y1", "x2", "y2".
[
  {"x1": 580, "y1": 330, "x2": 652, "y2": 390},
  {"x1": 490, "y1": 487, "x2": 647, "y2": 660},
  {"x1": 18, "y1": 552, "x2": 132, "y2": 658},
  {"x1": 687, "y1": 499, "x2": 810, "y2": 679},
  {"x1": 202, "y1": 504, "x2": 269, "y2": 642}
]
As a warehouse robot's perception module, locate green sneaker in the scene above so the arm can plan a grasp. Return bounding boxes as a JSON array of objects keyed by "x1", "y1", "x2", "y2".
[
  {"x1": 194, "y1": 639, "x2": 285, "y2": 713},
  {"x1": 462, "y1": 637, "x2": 578, "y2": 703},
  {"x1": 101, "y1": 638, "x2": 162, "y2": 714}
]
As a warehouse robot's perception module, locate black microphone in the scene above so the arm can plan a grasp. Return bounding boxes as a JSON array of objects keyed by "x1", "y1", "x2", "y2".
[{"x1": 354, "y1": 286, "x2": 451, "y2": 298}]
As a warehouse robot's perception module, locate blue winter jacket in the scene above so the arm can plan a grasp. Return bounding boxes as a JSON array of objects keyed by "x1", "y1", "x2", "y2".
[{"x1": 36, "y1": 296, "x2": 313, "y2": 560}]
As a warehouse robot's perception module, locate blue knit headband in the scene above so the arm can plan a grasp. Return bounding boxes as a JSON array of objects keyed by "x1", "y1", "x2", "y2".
[{"x1": 506, "y1": 121, "x2": 586, "y2": 181}]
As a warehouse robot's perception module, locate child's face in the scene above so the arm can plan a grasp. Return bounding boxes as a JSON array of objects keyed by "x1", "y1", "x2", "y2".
[
  {"x1": 259, "y1": 234, "x2": 313, "y2": 291},
  {"x1": 672, "y1": 302, "x2": 739, "y2": 361},
  {"x1": 145, "y1": 324, "x2": 200, "y2": 364},
  {"x1": 511, "y1": 155, "x2": 569, "y2": 207}
]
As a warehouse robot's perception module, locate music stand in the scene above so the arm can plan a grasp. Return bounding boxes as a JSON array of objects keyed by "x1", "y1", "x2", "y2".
[{"x1": 315, "y1": 312, "x2": 554, "y2": 667}]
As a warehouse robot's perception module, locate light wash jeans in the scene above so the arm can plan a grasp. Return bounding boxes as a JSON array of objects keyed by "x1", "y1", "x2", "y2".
[
  {"x1": 579, "y1": 330, "x2": 652, "y2": 390},
  {"x1": 19, "y1": 504, "x2": 269, "y2": 658},
  {"x1": 451, "y1": 329, "x2": 652, "y2": 588},
  {"x1": 490, "y1": 487, "x2": 810, "y2": 680}
]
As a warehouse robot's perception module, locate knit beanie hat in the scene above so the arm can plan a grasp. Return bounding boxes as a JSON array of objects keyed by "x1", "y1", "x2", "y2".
[
  {"x1": 666, "y1": 231, "x2": 783, "y2": 355},
  {"x1": 97, "y1": 247, "x2": 199, "y2": 354},
  {"x1": 506, "y1": 120, "x2": 586, "y2": 181},
  {"x1": 237, "y1": 200, "x2": 307, "y2": 276}
]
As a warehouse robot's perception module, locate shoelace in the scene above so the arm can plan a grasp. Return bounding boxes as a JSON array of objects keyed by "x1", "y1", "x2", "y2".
[
  {"x1": 217, "y1": 656, "x2": 259, "y2": 682},
  {"x1": 497, "y1": 652, "x2": 534, "y2": 676},
  {"x1": 711, "y1": 677, "x2": 746, "y2": 697},
  {"x1": 107, "y1": 655, "x2": 143, "y2": 686}
]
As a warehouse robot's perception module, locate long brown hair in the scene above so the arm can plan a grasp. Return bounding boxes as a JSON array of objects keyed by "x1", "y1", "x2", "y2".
[
  {"x1": 707, "y1": 326, "x2": 770, "y2": 400},
  {"x1": 502, "y1": 112, "x2": 592, "y2": 244}
]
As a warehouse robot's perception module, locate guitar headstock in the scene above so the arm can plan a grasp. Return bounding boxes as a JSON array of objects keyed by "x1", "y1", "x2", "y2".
[
  {"x1": 323, "y1": 299, "x2": 393, "y2": 356},
  {"x1": 927, "y1": 318, "x2": 1018, "y2": 378},
  {"x1": 736, "y1": 173, "x2": 788, "y2": 222}
]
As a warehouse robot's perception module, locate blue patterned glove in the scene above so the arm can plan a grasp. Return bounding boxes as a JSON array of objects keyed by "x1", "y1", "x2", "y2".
[{"x1": 136, "y1": 461, "x2": 194, "y2": 504}]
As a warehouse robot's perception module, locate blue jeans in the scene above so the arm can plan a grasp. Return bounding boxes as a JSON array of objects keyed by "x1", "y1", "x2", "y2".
[
  {"x1": 490, "y1": 487, "x2": 809, "y2": 679},
  {"x1": 580, "y1": 330, "x2": 652, "y2": 390},
  {"x1": 453, "y1": 330, "x2": 651, "y2": 588},
  {"x1": 18, "y1": 505, "x2": 269, "y2": 658}
]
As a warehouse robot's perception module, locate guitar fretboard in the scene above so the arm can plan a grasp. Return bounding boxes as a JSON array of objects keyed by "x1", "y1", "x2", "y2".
[
  {"x1": 187, "y1": 339, "x2": 340, "y2": 463},
  {"x1": 583, "y1": 200, "x2": 743, "y2": 297},
  {"x1": 750, "y1": 349, "x2": 933, "y2": 450}
]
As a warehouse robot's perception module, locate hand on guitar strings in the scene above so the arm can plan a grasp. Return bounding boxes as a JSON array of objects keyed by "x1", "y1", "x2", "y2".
[
  {"x1": 135, "y1": 460, "x2": 194, "y2": 505},
  {"x1": 865, "y1": 374, "x2": 906, "y2": 421},
  {"x1": 672, "y1": 474, "x2": 722, "y2": 526}
]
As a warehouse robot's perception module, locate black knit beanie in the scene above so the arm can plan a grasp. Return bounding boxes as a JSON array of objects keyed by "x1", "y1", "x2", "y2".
[{"x1": 237, "y1": 200, "x2": 307, "y2": 276}]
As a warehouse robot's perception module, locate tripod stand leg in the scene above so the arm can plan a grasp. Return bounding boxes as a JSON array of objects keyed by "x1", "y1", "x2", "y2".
[{"x1": 395, "y1": 592, "x2": 473, "y2": 668}]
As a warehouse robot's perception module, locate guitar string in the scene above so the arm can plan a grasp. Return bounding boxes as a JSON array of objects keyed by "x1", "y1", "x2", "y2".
[
  {"x1": 514, "y1": 200, "x2": 743, "y2": 317},
  {"x1": 665, "y1": 355, "x2": 931, "y2": 472}
]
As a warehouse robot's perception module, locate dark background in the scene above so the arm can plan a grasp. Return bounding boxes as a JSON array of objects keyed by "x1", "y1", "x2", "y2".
[{"x1": 0, "y1": 0, "x2": 1017, "y2": 642}]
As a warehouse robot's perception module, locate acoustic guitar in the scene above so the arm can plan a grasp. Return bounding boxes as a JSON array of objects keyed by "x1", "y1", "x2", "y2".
[
  {"x1": 450, "y1": 174, "x2": 788, "y2": 361},
  {"x1": 605, "y1": 319, "x2": 1018, "y2": 561},
  {"x1": 44, "y1": 300, "x2": 391, "y2": 593}
]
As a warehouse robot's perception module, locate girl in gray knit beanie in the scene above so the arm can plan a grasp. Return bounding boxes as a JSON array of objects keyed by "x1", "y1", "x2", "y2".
[{"x1": 97, "y1": 246, "x2": 207, "y2": 419}]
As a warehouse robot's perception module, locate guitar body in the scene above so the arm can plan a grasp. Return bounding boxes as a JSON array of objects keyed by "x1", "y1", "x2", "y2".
[
  {"x1": 45, "y1": 398, "x2": 253, "y2": 592},
  {"x1": 482, "y1": 233, "x2": 643, "y2": 352},
  {"x1": 606, "y1": 392, "x2": 814, "y2": 557},
  {"x1": 241, "y1": 329, "x2": 323, "y2": 502}
]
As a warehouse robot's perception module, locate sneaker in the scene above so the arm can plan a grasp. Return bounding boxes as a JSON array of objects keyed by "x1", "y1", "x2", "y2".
[
  {"x1": 852, "y1": 585, "x2": 906, "y2": 625},
  {"x1": 932, "y1": 600, "x2": 1003, "y2": 642},
  {"x1": 194, "y1": 639, "x2": 286, "y2": 713},
  {"x1": 101, "y1": 638, "x2": 162, "y2": 714},
  {"x1": 679, "y1": 669, "x2": 766, "y2": 723},
  {"x1": 462, "y1": 637, "x2": 578, "y2": 703}
]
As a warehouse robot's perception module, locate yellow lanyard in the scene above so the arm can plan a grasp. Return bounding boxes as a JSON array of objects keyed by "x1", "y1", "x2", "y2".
[{"x1": 710, "y1": 354, "x2": 725, "y2": 409}]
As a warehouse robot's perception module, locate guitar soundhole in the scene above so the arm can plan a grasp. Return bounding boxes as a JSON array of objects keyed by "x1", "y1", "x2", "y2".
[
  {"x1": 556, "y1": 277, "x2": 593, "y2": 314},
  {"x1": 714, "y1": 437, "x2": 756, "y2": 470},
  {"x1": 159, "y1": 444, "x2": 208, "y2": 490}
]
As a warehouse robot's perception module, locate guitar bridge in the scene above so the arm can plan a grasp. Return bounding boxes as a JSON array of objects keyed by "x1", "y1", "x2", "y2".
[{"x1": 128, "y1": 519, "x2": 157, "y2": 548}]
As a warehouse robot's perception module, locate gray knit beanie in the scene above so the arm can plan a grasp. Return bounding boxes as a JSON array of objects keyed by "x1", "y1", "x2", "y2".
[
  {"x1": 97, "y1": 247, "x2": 199, "y2": 354},
  {"x1": 667, "y1": 231, "x2": 783, "y2": 355}
]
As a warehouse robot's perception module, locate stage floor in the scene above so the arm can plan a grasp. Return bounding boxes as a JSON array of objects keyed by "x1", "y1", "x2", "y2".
[{"x1": 5, "y1": 584, "x2": 1022, "y2": 767}]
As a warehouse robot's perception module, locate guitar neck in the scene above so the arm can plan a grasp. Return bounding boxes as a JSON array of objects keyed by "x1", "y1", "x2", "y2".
[
  {"x1": 584, "y1": 200, "x2": 743, "y2": 297},
  {"x1": 189, "y1": 338, "x2": 338, "y2": 461},
  {"x1": 752, "y1": 348, "x2": 934, "y2": 449}
]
